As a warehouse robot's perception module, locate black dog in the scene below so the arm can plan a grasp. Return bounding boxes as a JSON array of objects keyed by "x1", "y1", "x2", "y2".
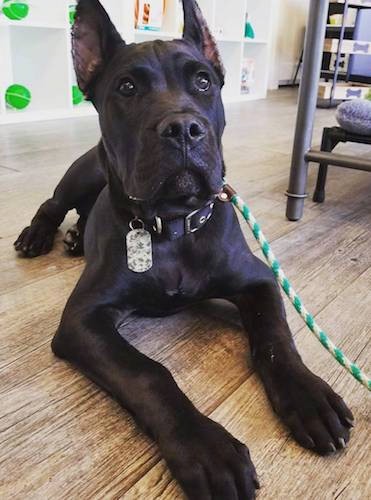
[{"x1": 14, "y1": 1, "x2": 353, "y2": 498}]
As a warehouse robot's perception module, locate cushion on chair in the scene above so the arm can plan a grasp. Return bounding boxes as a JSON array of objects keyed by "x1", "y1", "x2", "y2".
[{"x1": 336, "y1": 99, "x2": 371, "y2": 136}]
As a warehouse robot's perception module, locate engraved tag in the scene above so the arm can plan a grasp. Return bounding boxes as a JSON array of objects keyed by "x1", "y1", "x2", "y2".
[{"x1": 126, "y1": 228, "x2": 153, "y2": 273}]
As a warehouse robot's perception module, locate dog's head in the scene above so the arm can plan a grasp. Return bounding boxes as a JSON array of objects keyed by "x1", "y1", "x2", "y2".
[{"x1": 73, "y1": 0, "x2": 226, "y2": 218}]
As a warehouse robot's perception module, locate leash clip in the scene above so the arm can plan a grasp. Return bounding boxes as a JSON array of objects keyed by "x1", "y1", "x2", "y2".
[{"x1": 218, "y1": 183, "x2": 236, "y2": 202}]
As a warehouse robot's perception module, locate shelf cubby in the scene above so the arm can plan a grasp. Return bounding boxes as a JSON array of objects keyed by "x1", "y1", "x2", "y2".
[
  {"x1": 197, "y1": 0, "x2": 215, "y2": 26},
  {"x1": 245, "y1": 0, "x2": 272, "y2": 42},
  {"x1": 0, "y1": 0, "x2": 68, "y2": 28},
  {"x1": 214, "y1": 0, "x2": 245, "y2": 40},
  {"x1": 0, "y1": 26, "x2": 12, "y2": 115},
  {"x1": 0, "y1": 0, "x2": 273, "y2": 124},
  {"x1": 242, "y1": 43, "x2": 270, "y2": 100},
  {"x1": 6, "y1": 26, "x2": 70, "y2": 114},
  {"x1": 319, "y1": 0, "x2": 371, "y2": 106},
  {"x1": 217, "y1": 41, "x2": 243, "y2": 101}
]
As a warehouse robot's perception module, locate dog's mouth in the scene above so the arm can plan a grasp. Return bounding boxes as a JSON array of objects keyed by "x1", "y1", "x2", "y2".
[{"x1": 127, "y1": 169, "x2": 222, "y2": 219}]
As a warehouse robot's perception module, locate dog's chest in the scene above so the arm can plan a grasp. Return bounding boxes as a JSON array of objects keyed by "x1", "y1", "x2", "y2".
[
  {"x1": 160, "y1": 263, "x2": 205, "y2": 299},
  {"x1": 126, "y1": 232, "x2": 217, "y2": 314},
  {"x1": 133, "y1": 259, "x2": 209, "y2": 315},
  {"x1": 161, "y1": 267, "x2": 195, "y2": 298}
]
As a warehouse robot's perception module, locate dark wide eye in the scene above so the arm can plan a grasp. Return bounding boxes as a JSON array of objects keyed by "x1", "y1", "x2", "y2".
[
  {"x1": 118, "y1": 78, "x2": 136, "y2": 96},
  {"x1": 194, "y1": 71, "x2": 211, "y2": 92}
]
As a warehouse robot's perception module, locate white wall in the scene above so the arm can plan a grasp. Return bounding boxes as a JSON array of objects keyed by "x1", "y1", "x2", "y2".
[{"x1": 269, "y1": 0, "x2": 310, "y2": 88}]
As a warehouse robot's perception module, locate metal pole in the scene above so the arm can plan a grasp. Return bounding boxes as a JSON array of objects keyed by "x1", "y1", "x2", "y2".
[
  {"x1": 286, "y1": 0, "x2": 329, "y2": 221},
  {"x1": 329, "y1": 0, "x2": 349, "y2": 106}
]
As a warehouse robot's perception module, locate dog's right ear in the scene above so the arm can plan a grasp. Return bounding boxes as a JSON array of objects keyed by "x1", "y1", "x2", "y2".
[
  {"x1": 72, "y1": 0, "x2": 124, "y2": 97},
  {"x1": 182, "y1": 0, "x2": 225, "y2": 83}
]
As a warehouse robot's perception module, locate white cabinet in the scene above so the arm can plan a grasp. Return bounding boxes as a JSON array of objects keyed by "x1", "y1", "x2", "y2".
[{"x1": 0, "y1": 0, "x2": 273, "y2": 124}]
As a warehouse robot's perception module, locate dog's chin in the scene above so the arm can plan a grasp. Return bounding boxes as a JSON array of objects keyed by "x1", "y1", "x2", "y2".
[
  {"x1": 153, "y1": 195, "x2": 208, "y2": 219},
  {"x1": 153, "y1": 170, "x2": 217, "y2": 219},
  {"x1": 164, "y1": 170, "x2": 205, "y2": 198},
  {"x1": 125, "y1": 170, "x2": 222, "y2": 220}
]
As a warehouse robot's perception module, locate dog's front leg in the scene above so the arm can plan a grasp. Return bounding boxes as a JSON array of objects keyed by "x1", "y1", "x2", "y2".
[
  {"x1": 14, "y1": 146, "x2": 105, "y2": 257},
  {"x1": 233, "y1": 256, "x2": 354, "y2": 455},
  {"x1": 52, "y1": 294, "x2": 259, "y2": 499}
]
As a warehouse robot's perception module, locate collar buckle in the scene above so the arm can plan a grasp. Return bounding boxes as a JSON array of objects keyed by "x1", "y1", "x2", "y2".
[{"x1": 185, "y1": 201, "x2": 214, "y2": 234}]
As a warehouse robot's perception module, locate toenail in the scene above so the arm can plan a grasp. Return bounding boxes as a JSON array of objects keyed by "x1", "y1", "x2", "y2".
[
  {"x1": 345, "y1": 417, "x2": 354, "y2": 428},
  {"x1": 338, "y1": 438, "x2": 346, "y2": 449},
  {"x1": 329, "y1": 443, "x2": 337, "y2": 453}
]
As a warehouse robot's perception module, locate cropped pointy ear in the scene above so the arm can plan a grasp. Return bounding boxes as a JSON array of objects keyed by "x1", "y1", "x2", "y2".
[
  {"x1": 72, "y1": 0, "x2": 124, "y2": 96},
  {"x1": 182, "y1": 0, "x2": 225, "y2": 83}
]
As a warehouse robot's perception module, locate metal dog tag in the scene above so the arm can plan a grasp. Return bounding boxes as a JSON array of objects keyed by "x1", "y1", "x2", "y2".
[{"x1": 126, "y1": 219, "x2": 153, "y2": 273}]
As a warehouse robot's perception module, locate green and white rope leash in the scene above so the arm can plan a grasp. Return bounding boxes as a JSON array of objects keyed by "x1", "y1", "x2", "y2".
[{"x1": 222, "y1": 184, "x2": 371, "y2": 391}]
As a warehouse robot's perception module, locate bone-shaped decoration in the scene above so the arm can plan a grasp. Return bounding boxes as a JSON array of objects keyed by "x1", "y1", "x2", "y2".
[
  {"x1": 353, "y1": 42, "x2": 370, "y2": 54},
  {"x1": 346, "y1": 89, "x2": 362, "y2": 98}
]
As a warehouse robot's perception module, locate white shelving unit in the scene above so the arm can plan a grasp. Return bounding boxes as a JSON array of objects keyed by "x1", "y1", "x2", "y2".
[{"x1": 0, "y1": 0, "x2": 273, "y2": 125}]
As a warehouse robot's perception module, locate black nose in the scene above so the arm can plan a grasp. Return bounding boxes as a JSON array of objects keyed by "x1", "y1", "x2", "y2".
[{"x1": 158, "y1": 114, "x2": 206, "y2": 146}]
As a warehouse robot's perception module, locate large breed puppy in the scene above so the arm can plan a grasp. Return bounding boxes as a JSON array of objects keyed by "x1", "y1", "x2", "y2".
[{"x1": 14, "y1": 1, "x2": 353, "y2": 498}]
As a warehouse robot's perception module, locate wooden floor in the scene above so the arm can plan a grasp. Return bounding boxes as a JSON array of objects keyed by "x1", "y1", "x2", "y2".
[{"x1": 0, "y1": 88, "x2": 370, "y2": 499}]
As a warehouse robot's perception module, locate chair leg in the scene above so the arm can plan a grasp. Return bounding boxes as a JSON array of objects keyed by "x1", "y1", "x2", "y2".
[
  {"x1": 313, "y1": 128, "x2": 340, "y2": 203},
  {"x1": 313, "y1": 165, "x2": 328, "y2": 202}
]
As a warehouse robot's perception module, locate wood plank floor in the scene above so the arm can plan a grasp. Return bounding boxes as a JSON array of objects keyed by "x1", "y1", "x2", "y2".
[{"x1": 0, "y1": 88, "x2": 370, "y2": 499}]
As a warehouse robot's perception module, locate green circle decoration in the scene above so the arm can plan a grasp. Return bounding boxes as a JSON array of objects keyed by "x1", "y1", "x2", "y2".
[
  {"x1": 69, "y1": 4, "x2": 76, "y2": 25},
  {"x1": 5, "y1": 84, "x2": 32, "y2": 110},
  {"x1": 72, "y1": 85, "x2": 84, "y2": 105},
  {"x1": 2, "y1": 0, "x2": 29, "y2": 21}
]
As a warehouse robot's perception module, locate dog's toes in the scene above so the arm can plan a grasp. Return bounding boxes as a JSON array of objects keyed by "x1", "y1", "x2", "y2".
[
  {"x1": 301, "y1": 416, "x2": 347, "y2": 455},
  {"x1": 64, "y1": 224, "x2": 84, "y2": 256},
  {"x1": 14, "y1": 227, "x2": 31, "y2": 251},
  {"x1": 14, "y1": 222, "x2": 56, "y2": 258},
  {"x1": 327, "y1": 390, "x2": 354, "y2": 429},
  {"x1": 268, "y1": 367, "x2": 353, "y2": 456},
  {"x1": 40, "y1": 233, "x2": 56, "y2": 256},
  {"x1": 162, "y1": 416, "x2": 259, "y2": 500}
]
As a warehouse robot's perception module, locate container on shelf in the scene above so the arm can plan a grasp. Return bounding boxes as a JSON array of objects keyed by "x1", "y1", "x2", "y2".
[
  {"x1": 242, "y1": 42, "x2": 270, "y2": 100},
  {"x1": 318, "y1": 81, "x2": 371, "y2": 100},
  {"x1": 329, "y1": 0, "x2": 371, "y2": 7},
  {"x1": 324, "y1": 38, "x2": 371, "y2": 54},
  {"x1": 244, "y1": 13, "x2": 255, "y2": 39},
  {"x1": 329, "y1": 52, "x2": 350, "y2": 73},
  {"x1": 241, "y1": 58, "x2": 255, "y2": 94},
  {"x1": 135, "y1": 0, "x2": 165, "y2": 31}
]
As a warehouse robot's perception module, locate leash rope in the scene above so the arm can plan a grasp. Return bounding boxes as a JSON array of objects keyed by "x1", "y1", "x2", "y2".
[{"x1": 223, "y1": 185, "x2": 371, "y2": 391}]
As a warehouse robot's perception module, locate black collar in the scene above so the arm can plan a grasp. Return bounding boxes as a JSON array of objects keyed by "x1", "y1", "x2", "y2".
[{"x1": 137, "y1": 200, "x2": 215, "y2": 241}]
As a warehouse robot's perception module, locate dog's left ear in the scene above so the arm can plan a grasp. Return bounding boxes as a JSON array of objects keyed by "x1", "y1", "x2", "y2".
[
  {"x1": 182, "y1": 0, "x2": 225, "y2": 83},
  {"x1": 72, "y1": 0, "x2": 124, "y2": 97}
]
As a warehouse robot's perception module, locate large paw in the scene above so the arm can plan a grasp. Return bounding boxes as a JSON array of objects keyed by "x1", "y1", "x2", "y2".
[
  {"x1": 269, "y1": 367, "x2": 354, "y2": 455},
  {"x1": 160, "y1": 414, "x2": 259, "y2": 500},
  {"x1": 14, "y1": 220, "x2": 56, "y2": 258}
]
